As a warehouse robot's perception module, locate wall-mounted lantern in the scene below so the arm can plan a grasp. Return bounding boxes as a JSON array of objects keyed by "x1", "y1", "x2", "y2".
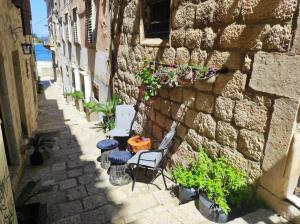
[{"x1": 21, "y1": 43, "x2": 32, "y2": 55}]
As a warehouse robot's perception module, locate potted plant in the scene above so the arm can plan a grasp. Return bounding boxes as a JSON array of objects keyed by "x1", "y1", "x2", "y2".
[
  {"x1": 93, "y1": 95, "x2": 122, "y2": 132},
  {"x1": 37, "y1": 77, "x2": 45, "y2": 94},
  {"x1": 172, "y1": 149, "x2": 259, "y2": 222},
  {"x1": 71, "y1": 91, "x2": 84, "y2": 111},
  {"x1": 191, "y1": 150, "x2": 249, "y2": 223},
  {"x1": 171, "y1": 165, "x2": 198, "y2": 204},
  {"x1": 83, "y1": 101, "x2": 99, "y2": 122},
  {"x1": 135, "y1": 60, "x2": 161, "y2": 101}
]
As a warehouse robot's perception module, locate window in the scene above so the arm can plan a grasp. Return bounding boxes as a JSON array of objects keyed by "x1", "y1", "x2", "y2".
[
  {"x1": 64, "y1": 13, "x2": 69, "y2": 41},
  {"x1": 80, "y1": 75, "x2": 85, "y2": 99},
  {"x1": 72, "y1": 68, "x2": 76, "y2": 89},
  {"x1": 62, "y1": 41, "x2": 66, "y2": 56},
  {"x1": 59, "y1": 17, "x2": 63, "y2": 41},
  {"x1": 72, "y1": 8, "x2": 79, "y2": 43},
  {"x1": 92, "y1": 84, "x2": 99, "y2": 101},
  {"x1": 85, "y1": 0, "x2": 96, "y2": 45},
  {"x1": 143, "y1": 0, "x2": 170, "y2": 39}
]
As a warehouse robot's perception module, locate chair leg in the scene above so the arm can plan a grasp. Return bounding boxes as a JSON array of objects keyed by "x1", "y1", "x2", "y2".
[
  {"x1": 160, "y1": 168, "x2": 168, "y2": 190},
  {"x1": 131, "y1": 166, "x2": 136, "y2": 191}
]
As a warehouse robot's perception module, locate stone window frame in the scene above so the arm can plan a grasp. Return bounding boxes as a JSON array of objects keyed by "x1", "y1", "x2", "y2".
[{"x1": 139, "y1": 0, "x2": 172, "y2": 46}]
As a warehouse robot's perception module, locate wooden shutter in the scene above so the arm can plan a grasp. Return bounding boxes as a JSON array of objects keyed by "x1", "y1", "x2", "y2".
[
  {"x1": 73, "y1": 8, "x2": 78, "y2": 43},
  {"x1": 85, "y1": 0, "x2": 95, "y2": 44},
  {"x1": 12, "y1": 0, "x2": 32, "y2": 35},
  {"x1": 65, "y1": 14, "x2": 69, "y2": 41}
]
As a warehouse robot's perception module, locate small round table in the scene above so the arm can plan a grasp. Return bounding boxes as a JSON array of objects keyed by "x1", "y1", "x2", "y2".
[
  {"x1": 108, "y1": 151, "x2": 133, "y2": 186},
  {"x1": 128, "y1": 136, "x2": 151, "y2": 153},
  {"x1": 96, "y1": 139, "x2": 119, "y2": 170}
]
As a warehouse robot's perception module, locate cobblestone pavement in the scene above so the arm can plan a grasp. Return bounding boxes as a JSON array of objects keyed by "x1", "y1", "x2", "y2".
[{"x1": 16, "y1": 80, "x2": 289, "y2": 224}]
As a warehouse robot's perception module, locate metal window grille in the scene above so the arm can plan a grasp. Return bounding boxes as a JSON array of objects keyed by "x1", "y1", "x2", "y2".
[
  {"x1": 144, "y1": 0, "x2": 170, "y2": 39},
  {"x1": 73, "y1": 8, "x2": 78, "y2": 43},
  {"x1": 85, "y1": 0, "x2": 95, "y2": 44}
]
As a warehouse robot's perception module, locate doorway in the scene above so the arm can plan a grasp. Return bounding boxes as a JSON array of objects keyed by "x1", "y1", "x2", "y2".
[
  {"x1": 12, "y1": 50, "x2": 28, "y2": 137},
  {"x1": 0, "y1": 105, "x2": 11, "y2": 165}
]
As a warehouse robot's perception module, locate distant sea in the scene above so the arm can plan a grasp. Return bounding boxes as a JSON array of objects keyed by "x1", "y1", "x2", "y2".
[{"x1": 34, "y1": 43, "x2": 52, "y2": 61}]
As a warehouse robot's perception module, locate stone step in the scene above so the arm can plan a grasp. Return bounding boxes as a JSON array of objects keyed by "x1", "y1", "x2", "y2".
[
  {"x1": 123, "y1": 201, "x2": 207, "y2": 224},
  {"x1": 227, "y1": 208, "x2": 289, "y2": 224},
  {"x1": 123, "y1": 200, "x2": 290, "y2": 224}
]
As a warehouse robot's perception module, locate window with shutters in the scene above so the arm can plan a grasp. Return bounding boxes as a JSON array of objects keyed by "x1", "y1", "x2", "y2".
[
  {"x1": 85, "y1": 0, "x2": 96, "y2": 45},
  {"x1": 59, "y1": 17, "x2": 63, "y2": 41},
  {"x1": 72, "y1": 8, "x2": 79, "y2": 43},
  {"x1": 64, "y1": 13, "x2": 69, "y2": 41},
  {"x1": 141, "y1": 0, "x2": 170, "y2": 40}
]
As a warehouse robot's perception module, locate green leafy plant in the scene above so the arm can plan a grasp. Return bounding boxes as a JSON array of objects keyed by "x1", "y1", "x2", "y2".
[
  {"x1": 135, "y1": 60, "x2": 161, "y2": 100},
  {"x1": 171, "y1": 165, "x2": 195, "y2": 189},
  {"x1": 95, "y1": 116, "x2": 116, "y2": 132},
  {"x1": 134, "y1": 60, "x2": 217, "y2": 100},
  {"x1": 93, "y1": 95, "x2": 122, "y2": 116},
  {"x1": 172, "y1": 149, "x2": 252, "y2": 215},
  {"x1": 71, "y1": 91, "x2": 84, "y2": 100},
  {"x1": 83, "y1": 101, "x2": 97, "y2": 110},
  {"x1": 63, "y1": 92, "x2": 73, "y2": 97},
  {"x1": 91, "y1": 95, "x2": 122, "y2": 132}
]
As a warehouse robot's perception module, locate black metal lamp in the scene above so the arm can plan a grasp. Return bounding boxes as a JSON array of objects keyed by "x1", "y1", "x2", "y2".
[{"x1": 21, "y1": 43, "x2": 32, "y2": 55}]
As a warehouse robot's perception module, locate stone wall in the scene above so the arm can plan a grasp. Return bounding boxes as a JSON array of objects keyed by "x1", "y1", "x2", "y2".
[
  {"x1": 0, "y1": 0, "x2": 37, "y2": 188},
  {"x1": 111, "y1": 0, "x2": 299, "y2": 185},
  {"x1": 0, "y1": 120, "x2": 17, "y2": 224}
]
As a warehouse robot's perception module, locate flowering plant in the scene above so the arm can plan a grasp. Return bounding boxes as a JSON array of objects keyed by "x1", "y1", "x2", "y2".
[{"x1": 134, "y1": 60, "x2": 220, "y2": 100}]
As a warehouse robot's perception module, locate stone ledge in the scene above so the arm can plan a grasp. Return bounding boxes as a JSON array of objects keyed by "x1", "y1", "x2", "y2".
[{"x1": 257, "y1": 186, "x2": 300, "y2": 222}]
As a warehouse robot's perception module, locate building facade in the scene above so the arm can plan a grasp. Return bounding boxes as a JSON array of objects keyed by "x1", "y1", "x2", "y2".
[
  {"x1": 0, "y1": 0, "x2": 38, "y2": 223},
  {"x1": 45, "y1": 0, "x2": 111, "y2": 108},
  {"x1": 45, "y1": 0, "x2": 300, "y2": 221}
]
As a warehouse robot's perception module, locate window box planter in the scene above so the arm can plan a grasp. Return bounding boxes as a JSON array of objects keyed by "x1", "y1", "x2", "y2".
[
  {"x1": 198, "y1": 192, "x2": 228, "y2": 223},
  {"x1": 66, "y1": 95, "x2": 73, "y2": 104},
  {"x1": 84, "y1": 107, "x2": 99, "y2": 122},
  {"x1": 75, "y1": 99, "x2": 84, "y2": 112}
]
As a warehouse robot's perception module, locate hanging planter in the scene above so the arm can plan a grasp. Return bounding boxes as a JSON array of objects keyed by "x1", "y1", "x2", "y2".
[{"x1": 134, "y1": 60, "x2": 228, "y2": 101}]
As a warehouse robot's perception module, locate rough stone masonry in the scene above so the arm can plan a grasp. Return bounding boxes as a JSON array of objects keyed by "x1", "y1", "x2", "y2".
[{"x1": 111, "y1": 2, "x2": 300, "y2": 219}]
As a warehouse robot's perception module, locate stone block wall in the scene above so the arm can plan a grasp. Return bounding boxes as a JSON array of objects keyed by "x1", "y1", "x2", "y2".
[
  {"x1": 0, "y1": 0, "x2": 37, "y2": 192},
  {"x1": 0, "y1": 121, "x2": 17, "y2": 224},
  {"x1": 111, "y1": 0, "x2": 300, "y2": 184}
]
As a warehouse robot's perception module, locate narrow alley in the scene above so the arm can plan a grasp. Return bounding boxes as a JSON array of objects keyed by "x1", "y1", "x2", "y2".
[
  {"x1": 1, "y1": 0, "x2": 300, "y2": 223},
  {"x1": 15, "y1": 77, "x2": 287, "y2": 224},
  {"x1": 16, "y1": 77, "x2": 185, "y2": 224}
]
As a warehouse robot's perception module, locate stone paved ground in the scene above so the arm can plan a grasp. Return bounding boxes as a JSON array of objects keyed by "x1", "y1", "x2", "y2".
[{"x1": 16, "y1": 80, "x2": 289, "y2": 224}]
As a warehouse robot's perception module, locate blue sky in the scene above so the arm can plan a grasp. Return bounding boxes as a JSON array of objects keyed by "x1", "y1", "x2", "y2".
[{"x1": 30, "y1": 0, "x2": 49, "y2": 37}]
